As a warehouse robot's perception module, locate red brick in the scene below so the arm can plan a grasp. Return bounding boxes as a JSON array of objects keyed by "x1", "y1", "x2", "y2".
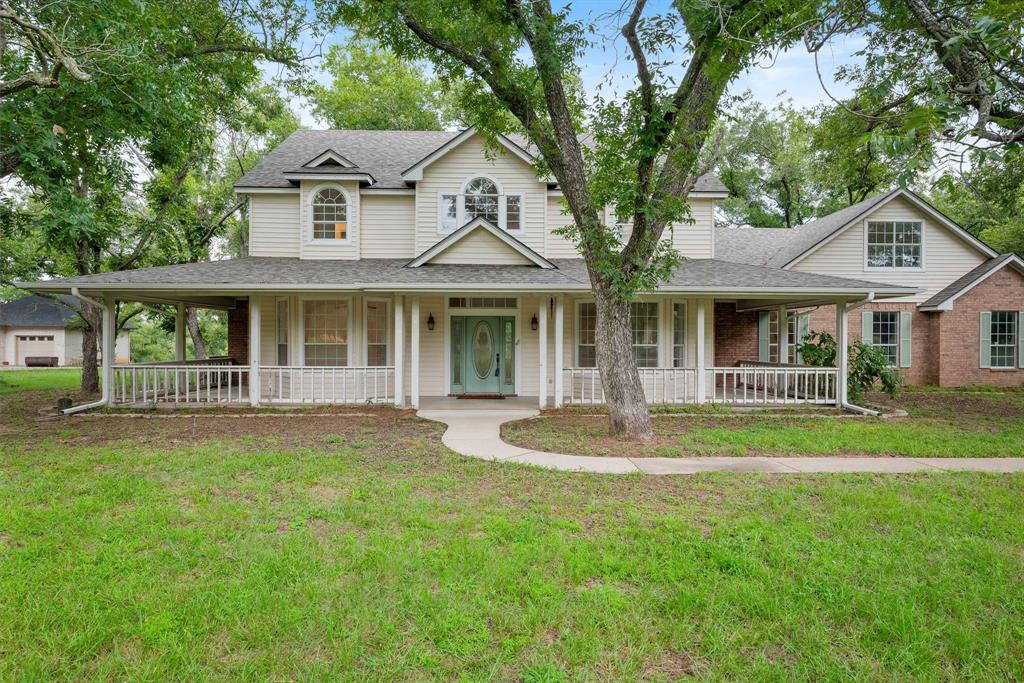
[{"x1": 228, "y1": 300, "x2": 249, "y2": 367}]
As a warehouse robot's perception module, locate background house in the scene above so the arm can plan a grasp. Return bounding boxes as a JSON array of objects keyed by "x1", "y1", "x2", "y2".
[{"x1": 0, "y1": 294, "x2": 132, "y2": 367}]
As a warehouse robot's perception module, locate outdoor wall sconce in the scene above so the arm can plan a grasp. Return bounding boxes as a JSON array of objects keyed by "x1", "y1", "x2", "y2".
[
  {"x1": 427, "y1": 313, "x2": 435, "y2": 331},
  {"x1": 531, "y1": 314, "x2": 538, "y2": 331}
]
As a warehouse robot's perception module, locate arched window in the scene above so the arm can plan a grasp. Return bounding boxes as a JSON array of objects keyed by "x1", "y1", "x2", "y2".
[
  {"x1": 311, "y1": 186, "x2": 348, "y2": 240},
  {"x1": 463, "y1": 177, "x2": 500, "y2": 225}
]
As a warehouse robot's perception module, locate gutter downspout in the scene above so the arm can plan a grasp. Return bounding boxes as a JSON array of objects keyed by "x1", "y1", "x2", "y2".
[
  {"x1": 63, "y1": 288, "x2": 109, "y2": 415},
  {"x1": 840, "y1": 292, "x2": 880, "y2": 416}
]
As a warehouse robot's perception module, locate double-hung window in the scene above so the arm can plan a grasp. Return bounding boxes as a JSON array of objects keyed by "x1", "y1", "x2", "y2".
[
  {"x1": 577, "y1": 301, "x2": 659, "y2": 368},
  {"x1": 866, "y1": 221, "x2": 922, "y2": 269},
  {"x1": 439, "y1": 177, "x2": 523, "y2": 232},
  {"x1": 672, "y1": 303, "x2": 687, "y2": 368},
  {"x1": 861, "y1": 310, "x2": 912, "y2": 367},
  {"x1": 982, "y1": 311, "x2": 1020, "y2": 369},
  {"x1": 304, "y1": 300, "x2": 348, "y2": 366}
]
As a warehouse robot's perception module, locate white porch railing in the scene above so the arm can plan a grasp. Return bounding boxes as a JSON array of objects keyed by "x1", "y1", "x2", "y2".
[
  {"x1": 563, "y1": 368, "x2": 698, "y2": 405},
  {"x1": 259, "y1": 366, "x2": 394, "y2": 404},
  {"x1": 563, "y1": 364, "x2": 838, "y2": 406},
  {"x1": 710, "y1": 363, "x2": 837, "y2": 405},
  {"x1": 112, "y1": 363, "x2": 249, "y2": 404}
]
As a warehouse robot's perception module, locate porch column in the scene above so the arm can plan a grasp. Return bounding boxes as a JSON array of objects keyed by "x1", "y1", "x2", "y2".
[
  {"x1": 410, "y1": 296, "x2": 420, "y2": 409},
  {"x1": 695, "y1": 299, "x2": 706, "y2": 404},
  {"x1": 835, "y1": 300, "x2": 849, "y2": 406},
  {"x1": 554, "y1": 296, "x2": 564, "y2": 408},
  {"x1": 394, "y1": 295, "x2": 405, "y2": 407},
  {"x1": 777, "y1": 304, "x2": 789, "y2": 364},
  {"x1": 248, "y1": 297, "x2": 261, "y2": 406},
  {"x1": 538, "y1": 297, "x2": 548, "y2": 409},
  {"x1": 174, "y1": 302, "x2": 186, "y2": 361},
  {"x1": 102, "y1": 296, "x2": 116, "y2": 406}
]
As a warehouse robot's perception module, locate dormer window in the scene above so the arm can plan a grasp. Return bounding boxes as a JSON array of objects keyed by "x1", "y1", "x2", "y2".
[
  {"x1": 438, "y1": 176, "x2": 523, "y2": 232},
  {"x1": 311, "y1": 185, "x2": 349, "y2": 241}
]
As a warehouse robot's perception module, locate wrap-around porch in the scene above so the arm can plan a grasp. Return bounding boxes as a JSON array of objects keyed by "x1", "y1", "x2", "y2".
[{"x1": 102, "y1": 291, "x2": 852, "y2": 409}]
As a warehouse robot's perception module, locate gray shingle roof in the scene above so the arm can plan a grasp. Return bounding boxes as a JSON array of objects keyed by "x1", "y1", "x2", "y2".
[
  {"x1": 919, "y1": 254, "x2": 1024, "y2": 309},
  {"x1": 18, "y1": 257, "x2": 914, "y2": 296},
  {"x1": 235, "y1": 128, "x2": 727, "y2": 193},
  {"x1": 0, "y1": 294, "x2": 79, "y2": 327}
]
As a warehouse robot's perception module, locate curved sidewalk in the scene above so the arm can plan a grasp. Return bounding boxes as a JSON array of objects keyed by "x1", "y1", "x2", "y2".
[{"x1": 416, "y1": 405, "x2": 1024, "y2": 475}]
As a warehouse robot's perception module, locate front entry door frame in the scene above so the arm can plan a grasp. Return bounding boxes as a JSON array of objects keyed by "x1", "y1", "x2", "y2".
[{"x1": 447, "y1": 312, "x2": 518, "y2": 396}]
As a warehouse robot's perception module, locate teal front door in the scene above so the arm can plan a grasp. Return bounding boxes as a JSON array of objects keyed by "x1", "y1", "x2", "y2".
[{"x1": 451, "y1": 316, "x2": 515, "y2": 395}]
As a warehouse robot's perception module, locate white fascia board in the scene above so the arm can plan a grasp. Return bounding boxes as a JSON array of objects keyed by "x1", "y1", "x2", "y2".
[
  {"x1": 282, "y1": 172, "x2": 375, "y2": 183},
  {"x1": 303, "y1": 149, "x2": 356, "y2": 168}
]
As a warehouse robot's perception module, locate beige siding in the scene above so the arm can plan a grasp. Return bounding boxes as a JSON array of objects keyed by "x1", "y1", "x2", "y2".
[
  {"x1": 670, "y1": 198, "x2": 715, "y2": 259},
  {"x1": 414, "y1": 134, "x2": 547, "y2": 254},
  {"x1": 792, "y1": 195, "x2": 989, "y2": 302},
  {"x1": 249, "y1": 194, "x2": 300, "y2": 257},
  {"x1": 360, "y1": 194, "x2": 416, "y2": 259},
  {"x1": 258, "y1": 296, "x2": 277, "y2": 365},
  {"x1": 401, "y1": 295, "x2": 445, "y2": 396},
  {"x1": 546, "y1": 195, "x2": 579, "y2": 258},
  {"x1": 299, "y1": 180, "x2": 361, "y2": 260},
  {"x1": 429, "y1": 228, "x2": 534, "y2": 265}
]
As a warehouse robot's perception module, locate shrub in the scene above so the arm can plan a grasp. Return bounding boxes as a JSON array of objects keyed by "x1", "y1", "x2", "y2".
[{"x1": 798, "y1": 331, "x2": 904, "y2": 403}]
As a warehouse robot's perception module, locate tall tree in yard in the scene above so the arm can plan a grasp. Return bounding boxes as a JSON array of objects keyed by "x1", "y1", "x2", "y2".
[
  {"x1": 0, "y1": 0, "x2": 310, "y2": 391},
  {"x1": 327, "y1": 0, "x2": 824, "y2": 438}
]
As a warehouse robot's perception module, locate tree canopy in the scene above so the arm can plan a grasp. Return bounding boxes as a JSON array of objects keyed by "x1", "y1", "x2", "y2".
[{"x1": 308, "y1": 37, "x2": 457, "y2": 130}]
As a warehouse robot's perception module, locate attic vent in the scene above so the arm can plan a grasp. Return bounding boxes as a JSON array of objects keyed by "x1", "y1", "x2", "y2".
[
  {"x1": 315, "y1": 158, "x2": 342, "y2": 167},
  {"x1": 449, "y1": 297, "x2": 518, "y2": 309}
]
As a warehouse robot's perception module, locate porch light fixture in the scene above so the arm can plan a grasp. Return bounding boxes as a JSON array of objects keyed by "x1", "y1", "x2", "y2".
[
  {"x1": 427, "y1": 313, "x2": 435, "y2": 331},
  {"x1": 531, "y1": 314, "x2": 538, "y2": 331}
]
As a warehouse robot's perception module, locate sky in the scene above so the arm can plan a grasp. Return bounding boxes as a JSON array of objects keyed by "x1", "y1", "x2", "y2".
[{"x1": 283, "y1": 0, "x2": 865, "y2": 128}]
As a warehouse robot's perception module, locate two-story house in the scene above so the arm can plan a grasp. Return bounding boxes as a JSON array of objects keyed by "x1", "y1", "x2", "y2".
[{"x1": 19, "y1": 127, "x2": 1020, "y2": 413}]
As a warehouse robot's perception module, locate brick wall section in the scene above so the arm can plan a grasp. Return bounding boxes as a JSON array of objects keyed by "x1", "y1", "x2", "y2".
[
  {"x1": 713, "y1": 302, "x2": 760, "y2": 367},
  {"x1": 935, "y1": 267, "x2": 1024, "y2": 387},
  {"x1": 227, "y1": 301, "x2": 249, "y2": 367},
  {"x1": 805, "y1": 303, "x2": 939, "y2": 386}
]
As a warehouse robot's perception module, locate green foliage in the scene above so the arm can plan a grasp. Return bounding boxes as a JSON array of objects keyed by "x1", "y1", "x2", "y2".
[
  {"x1": 930, "y1": 147, "x2": 1024, "y2": 257},
  {"x1": 308, "y1": 38, "x2": 458, "y2": 130},
  {"x1": 798, "y1": 331, "x2": 904, "y2": 403},
  {"x1": 130, "y1": 310, "x2": 227, "y2": 363}
]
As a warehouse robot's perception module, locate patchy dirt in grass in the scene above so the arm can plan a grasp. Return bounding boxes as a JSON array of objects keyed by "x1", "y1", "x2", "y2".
[
  {"x1": 642, "y1": 650, "x2": 709, "y2": 679},
  {"x1": 866, "y1": 389, "x2": 1024, "y2": 418}
]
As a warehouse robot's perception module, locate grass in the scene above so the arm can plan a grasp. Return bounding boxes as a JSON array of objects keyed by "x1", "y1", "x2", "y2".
[
  {"x1": 1, "y1": 414, "x2": 1023, "y2": 680},
  {"x1": 0, "y1": 368, "x2": 82, "y2": 394},
  {"x1": 504, "y1": 387, "x2": 1024, "y2": 458},
  {"x1": 2, "y1": 384, "x2": 1024, "y2": 678}
]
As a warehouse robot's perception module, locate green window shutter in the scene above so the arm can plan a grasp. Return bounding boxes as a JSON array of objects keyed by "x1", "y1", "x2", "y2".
[
  {"x1": 757, "y1": 312, "x2": 770, "y2": 362},
  {"x1": 1018, "y1": 312, "x2": 1024, "y2": 369},
  {"x1": 899, "y1": 311, "x2": 912, "y2": 368},
  {"x1": 979, "y1": 311, "x2": 992, "y2": 369},
  {"x1": 861, "y1": 311, "x2": 873, "y2": 344},
  {"x1": 797, "y1": 315, "x2": 810, "y2": 364}
]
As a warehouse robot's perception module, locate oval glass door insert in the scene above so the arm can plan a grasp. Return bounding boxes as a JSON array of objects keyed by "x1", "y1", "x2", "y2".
[{"x1": 472, "y1": 321, "x2": 493, "y2": 379}]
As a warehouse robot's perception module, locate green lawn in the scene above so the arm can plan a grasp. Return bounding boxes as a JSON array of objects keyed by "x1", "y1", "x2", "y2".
[
  {"x1": 0, "y1": 368, "x2": 82, "y2": 394},
  {"x1": 503, "y1": 388, "x2": 1024, "y2": 458},
  {"x1": 1, "y1": 400, "x2": 1024, "y2": 679}
]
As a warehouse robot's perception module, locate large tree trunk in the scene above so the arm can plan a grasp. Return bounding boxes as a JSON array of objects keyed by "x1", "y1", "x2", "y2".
[
  {"x1": 593, "y1": 282, "x2": 654, "y2": 439},
  {"x1": 80, "y1": 305, "x2": 100, "y2": 394},
  {"x1": 186, "y1": 307, "x2": 207, "y2": 359}
]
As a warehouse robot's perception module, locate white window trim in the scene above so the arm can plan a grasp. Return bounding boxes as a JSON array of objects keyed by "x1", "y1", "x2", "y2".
[
  {"x1": 437, "y1": 175, "x2": 524, "y2": 233},
  {"x1": 671, "y1": 300, "x2": 687, "y2": 369},
  {"x1": 363, "y1": 297, "x2": 391, "y2": 367},
  {"x1": 307, "y1": 182, "x2": 354, "y2": 245},
  {"x1": 574, "y1": 298, "x2": 661, "y2": 368},
  {"x1": 988, "y1": 311, "x2": 1018, "y2": 369},
  {"x1": 862, "y1": 219, "x2": 925, "y2": 273},
  {"x1": 870, "y1": 311, "x2": 901, "y2": 367},
  {"x1": 300, "y1": 296, "x2": 353, "y2": 367}
]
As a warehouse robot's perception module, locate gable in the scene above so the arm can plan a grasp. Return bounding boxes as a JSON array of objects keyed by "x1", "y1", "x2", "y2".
[
  {"x1": 428, "y1": 226, "x2": 536, "y2": 266},
  {"x1": 792, "y1": 194, "x2": 990, "y2": 302},
  {"x1": 402, "y1": 128, "x2": 536, "y2": 182}
]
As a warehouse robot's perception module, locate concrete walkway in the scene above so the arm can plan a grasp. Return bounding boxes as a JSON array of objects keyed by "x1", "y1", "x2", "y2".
[{"x1": 416, "y1": 402, "x2": 1024, "y2": 475}]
